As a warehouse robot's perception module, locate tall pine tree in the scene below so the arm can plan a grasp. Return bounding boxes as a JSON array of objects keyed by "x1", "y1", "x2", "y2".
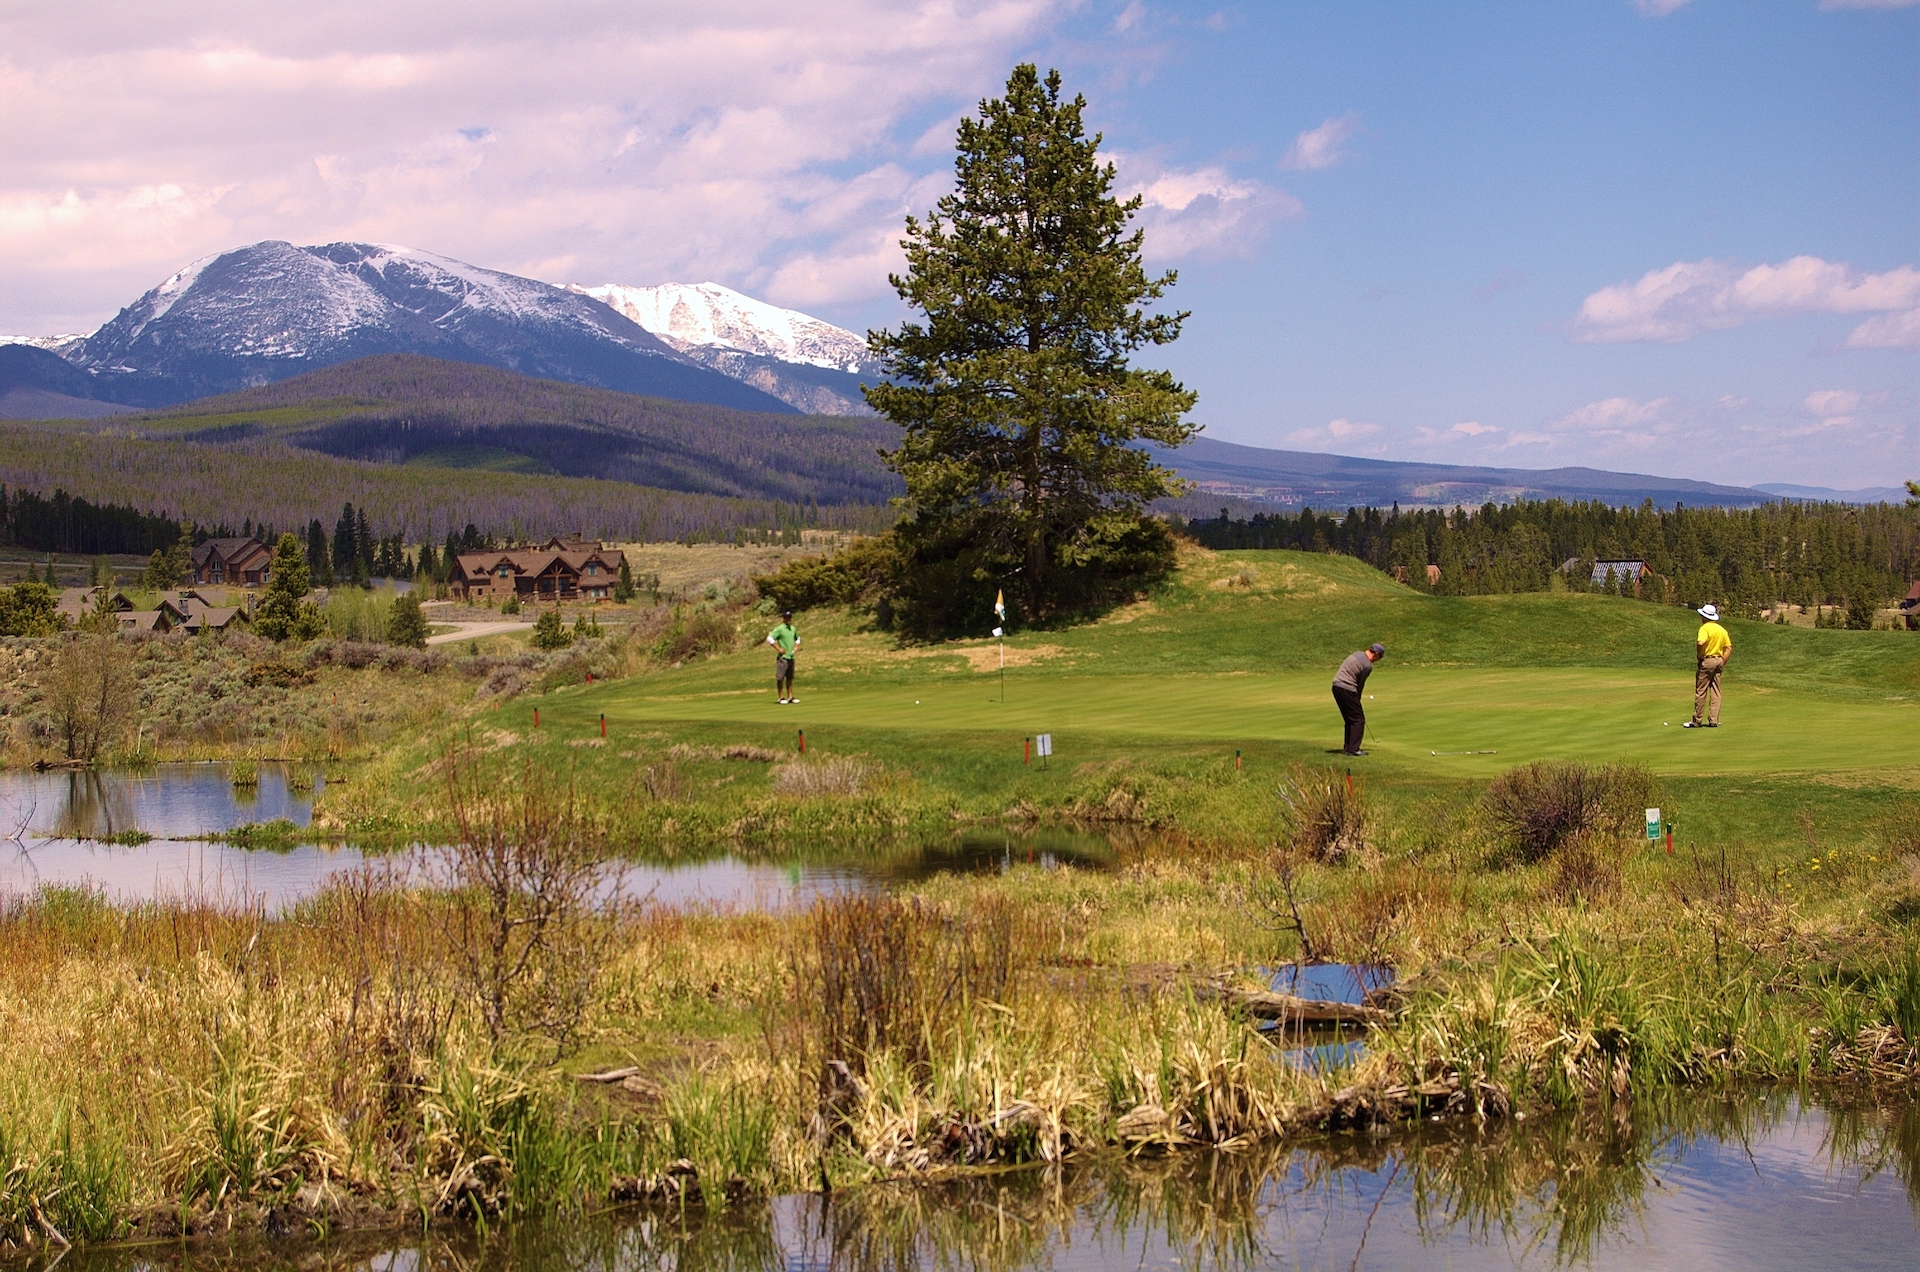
[{"x1": 867, "y1": 64, "x2": 1198, "y2": 636}]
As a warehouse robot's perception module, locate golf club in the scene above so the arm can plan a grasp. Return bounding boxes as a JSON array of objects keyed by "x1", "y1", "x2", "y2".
[{"x1": 1432, "y1": 750, "x2": 1498, "y2": 756}]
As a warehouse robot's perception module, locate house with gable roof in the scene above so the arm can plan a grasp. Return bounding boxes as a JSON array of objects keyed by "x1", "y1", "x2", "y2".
[
  {"x1": 446, "y1": 536, "x2": 627, "y2": 604},
  {"x1": 191, "y1": 537, "x2": 274, "y2": 588}
]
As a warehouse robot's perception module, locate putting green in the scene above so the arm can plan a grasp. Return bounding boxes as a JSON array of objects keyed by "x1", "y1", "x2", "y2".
[{"x1": 599, "y1": 665, "x2": 1919, "y2": 778}]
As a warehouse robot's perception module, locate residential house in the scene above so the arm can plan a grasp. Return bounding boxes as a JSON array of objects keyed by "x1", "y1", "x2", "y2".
[
  {"x1": 191, "y1": 537, "x2": 273, "y2": 587},
  {"x1": 1901, "y1": 581, "x2": 1920, "y2": 630},
  {"x1": 1588, "y1": 560, "x2": 1650, "y2": 587},
  {"x1": 116, "y1": 611, "x2": 172, "y2": 635},
  {"x1": 161, "y1": 592, "x2": 249, "y2": 634},
  {"x1": 446, "y1": 537, "x2": 628, "y2": 604},
  {"x1": 55, "y1": 587, "x2": 134, "y2": 626}
]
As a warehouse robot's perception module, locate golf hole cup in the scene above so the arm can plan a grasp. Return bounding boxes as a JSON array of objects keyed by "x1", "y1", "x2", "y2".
[{"x1": 1645, "y1": 808, "x2": 1661, "y2": 841}]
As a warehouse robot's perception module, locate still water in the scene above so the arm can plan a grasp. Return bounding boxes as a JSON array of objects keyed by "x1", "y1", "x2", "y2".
[
  {"x1": 42, "y1": 1092, "x2": 1920, "y2": 1271},
  {"x1": 0, "y1": 767, "x2": 1114, "y2": 911}
]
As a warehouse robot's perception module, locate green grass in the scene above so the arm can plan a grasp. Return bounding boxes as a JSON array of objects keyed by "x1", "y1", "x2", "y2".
[
  {"x1": 524, "y1": 548, "x2": 1918, "y2": 775},
  {"x1": 350, "y1": 547, "x2": 1916, "y2": 859}
]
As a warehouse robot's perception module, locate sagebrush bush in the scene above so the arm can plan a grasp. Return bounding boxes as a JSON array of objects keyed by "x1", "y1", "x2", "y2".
[
  {"x1": 654, "y1": 609, "x2": 736, "y2": 664},
  {"x1": 1481, "y1": 761, "x2": 1657, "y2": 864},
  {"x1": 770, "y1": 755, "x2": 877, "y2": 798}
]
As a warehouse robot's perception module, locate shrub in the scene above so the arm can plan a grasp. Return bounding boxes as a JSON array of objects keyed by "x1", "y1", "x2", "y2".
[
  {"x1": 1277, "y1": 763, "x2": 1371, "y2": 864},
  {"x1": 437, "y1": 754, "x2": 620, "y2": 1053},
  {"x1": 530, "y1": 609, "x2": 571, "y2": 651},
  {"x1": 653, "y1": 609, "x2": 735, "y2": 663},
  {"x1": 1481, "y1": 761, "x2": 1657, "y2": 864},
  {"x1": 387, "y1": 591, "x2": 429, "y2": 648},
  {"x1": 751, "y1": 535, "x2": 900, "y2": 612}
]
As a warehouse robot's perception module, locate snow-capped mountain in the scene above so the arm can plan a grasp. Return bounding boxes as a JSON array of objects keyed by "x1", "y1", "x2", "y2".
[
  {"x1": 576, "y1": 282, "x2": 872, "y2": 371},
  {"x1": 572, "y1": 281, "x2": 880, "y2": 415},
  {"x1": 44, "y1": 241, "x2": 794, "y2": 412},
  {"x1": 0, "y1": 334, "x2": 88, "y2": 358}
]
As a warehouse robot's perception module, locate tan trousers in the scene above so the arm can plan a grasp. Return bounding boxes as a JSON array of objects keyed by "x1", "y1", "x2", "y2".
[{"x1": 1693, "y1": 656, "x2": 1725, "y2": 725}]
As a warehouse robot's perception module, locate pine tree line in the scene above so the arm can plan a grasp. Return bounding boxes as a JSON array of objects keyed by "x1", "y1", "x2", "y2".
[{"x1": 1185, "y1": 499, "x2": 1919, "y2": 621}]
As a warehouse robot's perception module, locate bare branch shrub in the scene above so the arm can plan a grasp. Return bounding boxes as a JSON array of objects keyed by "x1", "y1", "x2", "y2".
[
  {"x1": 438, "y1": 752, "x2": 622, "y2": 1054},
  {"x1": 1480, "y1": 761, "x2": 1657, "y2": 864},
  {"x1": 44, "y1": 632, "x2": 139, "y2": 763},
  {"x1": 1548, "y1": 831, "x2": 1628, "y2": 905},
  {"x1": 1277, "y1": 763, "x2": 1371, "y2": 864}
]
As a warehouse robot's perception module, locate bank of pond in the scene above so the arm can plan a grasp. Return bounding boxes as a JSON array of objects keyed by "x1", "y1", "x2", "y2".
[{"x1": 30, "y1": 1090, "x2": 1920, "y2": 1271}]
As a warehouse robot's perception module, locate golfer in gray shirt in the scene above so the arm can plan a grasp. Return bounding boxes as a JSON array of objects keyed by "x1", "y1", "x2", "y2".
[{"x1": 1331, "y1": 643, "x2": 1384, "y2": 755}]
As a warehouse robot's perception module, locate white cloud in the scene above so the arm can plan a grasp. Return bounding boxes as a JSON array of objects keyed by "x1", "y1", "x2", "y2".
[
  {"x1": 1546, "y1": 396, "x2": 1677, "y2": 446},
  {"x1": 1803, "y1": 389, "x2": 1861, "y2": 417},
  {"x1": 1634, "y1": 0, "x2": 1694, "y2": 15},
  {"x1": 1843, "y1": 308, "x2": 1920, "y2": 351},
  {"x1": 1284, "y1": 417, "x2": 1384, "y2": 451},
  {"x1": 0, "y1": 0, "x2": 1071, "y2": 331},
  {"x1": 1449, "y1": 420, "x2": 1499, "y2": 437},
  {"x1": 1570, "y1": 255, "x2": 1920, "y2": 343},
  {"x1": 1117, "y1": 157, "x2": 1302, "y2": 263},
  {"x1": 1279, "y1": 113, "x2": 1359, "y2": 172},
  {"x1": 1820, "y1": 0, "x2": 1918, "y2": 9}
]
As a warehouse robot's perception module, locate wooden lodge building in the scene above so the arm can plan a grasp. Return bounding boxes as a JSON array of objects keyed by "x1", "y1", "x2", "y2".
[
  {"x1": 192, "y1": 537, "x2": 273, "y2": 587},
  {"x1": 447, "y1": 536, "x2": 626, "y2": 604}
]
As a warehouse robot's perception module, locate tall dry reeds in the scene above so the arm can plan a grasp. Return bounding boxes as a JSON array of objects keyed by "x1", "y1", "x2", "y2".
[{"x1": 1277, "y1": 764, "x2": 1372, "y2": 865}]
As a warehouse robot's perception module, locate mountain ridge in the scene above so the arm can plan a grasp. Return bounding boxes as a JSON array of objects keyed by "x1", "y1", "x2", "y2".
[
  {"x1": 573, "y1": 281, "x2": 879, "y2": 414},
  {"x1": 25, "y1": 241, "x2": 799, "y2": 413},
  {"x1": 1149, "y1": 435, "x2": 1784, "y2": 509}
]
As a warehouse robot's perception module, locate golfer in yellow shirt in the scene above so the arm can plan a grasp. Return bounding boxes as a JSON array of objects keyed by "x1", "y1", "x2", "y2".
[{"x1": 1683, "y1": 603, "x2": 1732, "y2": 728}]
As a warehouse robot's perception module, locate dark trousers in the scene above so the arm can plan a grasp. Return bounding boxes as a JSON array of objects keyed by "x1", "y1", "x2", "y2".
[{"x1": 1332, "y1": 686, "x2": 1365, "y2": 753}]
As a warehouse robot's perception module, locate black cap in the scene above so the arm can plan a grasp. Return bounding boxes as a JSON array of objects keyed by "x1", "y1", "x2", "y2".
[
  {"x1": 1369, "y1": 643, "x2": 1386, "y2": 656},
  {"x1": 782, "y1": 610, "x2": 793, "y2": 620}
]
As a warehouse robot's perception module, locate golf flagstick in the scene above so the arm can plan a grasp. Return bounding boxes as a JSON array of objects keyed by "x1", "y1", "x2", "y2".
[{"x1": 993, "y1": 589, "x2": 1007, "y2": 703}]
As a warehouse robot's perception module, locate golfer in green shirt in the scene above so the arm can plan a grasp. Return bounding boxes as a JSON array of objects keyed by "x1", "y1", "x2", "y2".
[{"x1": 767, "y1": 611, "x2": 800, "y2": 704}]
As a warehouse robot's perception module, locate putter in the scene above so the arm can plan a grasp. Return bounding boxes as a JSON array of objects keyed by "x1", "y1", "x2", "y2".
[{"x1": 1431, "y1": 750, "x2": 1497, "y2": 756}]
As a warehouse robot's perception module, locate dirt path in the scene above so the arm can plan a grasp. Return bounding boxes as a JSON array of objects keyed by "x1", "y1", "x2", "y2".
[{"x1": 426, "y1": 620, "x2": 534, "y2": 646}]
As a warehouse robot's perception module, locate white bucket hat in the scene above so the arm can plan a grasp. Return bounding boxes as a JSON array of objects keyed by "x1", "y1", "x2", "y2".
[{"x1": 1697, "y1": 604, "x2": 1720, "y2": 621}]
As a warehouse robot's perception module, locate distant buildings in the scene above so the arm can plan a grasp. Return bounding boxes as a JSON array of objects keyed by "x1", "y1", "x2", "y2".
[
  {"x1": 191, "y1": 537, "x2": 273, "y2": 587},
  {"x1": 446, "y1": 536, "x2": 627, "y2": 604}
]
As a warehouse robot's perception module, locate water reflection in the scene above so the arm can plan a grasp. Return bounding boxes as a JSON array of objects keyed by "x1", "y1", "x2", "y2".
[
  {"x1": 0, "y1": 763, "x2": 1117, "y2": 912},
  {"x1": 41, "y1": 1093, "x2": 1920, "y2": 1271}
]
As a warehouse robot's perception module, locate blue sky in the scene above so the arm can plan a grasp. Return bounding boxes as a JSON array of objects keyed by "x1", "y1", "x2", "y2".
[
  {"x1": 3, "y1": 0, "x2": 1913, "y2": 488},
  {"x1": 1016, "y1": 1, "x2": 1919, "y2": 489}
]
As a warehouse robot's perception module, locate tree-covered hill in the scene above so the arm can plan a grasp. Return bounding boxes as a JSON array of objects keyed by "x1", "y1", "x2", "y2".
[{"x1": 103, "y1": 354, "x2": 905, "y2": 506}]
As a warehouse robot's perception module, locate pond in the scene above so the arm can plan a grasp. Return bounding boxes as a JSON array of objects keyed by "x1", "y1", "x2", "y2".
[
  {"x1": 0, "y1": 766, "x2": 1116, "y2": 911},
  {"x1": 46, "y1": 1090, "x2": 1920, "y2": 1270}
]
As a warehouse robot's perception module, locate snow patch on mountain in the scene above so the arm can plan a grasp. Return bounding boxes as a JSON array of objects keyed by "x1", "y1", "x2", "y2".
[
  {"x1": 0, "y1": 334, "x2": 88, "y2": 358},
  {"x1": 572, "y1": 282, "x2": 874, "y2": 373}
]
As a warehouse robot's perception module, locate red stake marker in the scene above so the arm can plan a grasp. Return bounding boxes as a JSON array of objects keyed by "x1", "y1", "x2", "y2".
[
  {"x1": 1025, "y1": 737, "x2": 1031, "y2": 765},
  {"x1": 600, "y1": 713, "x2": 606, "y2": 738},
  {"x1": 798, "y1": 729, "x2": 806, "y2": 754},
  {"x1": 534, "y1": 708, "x2": 540, "y2": 728}
]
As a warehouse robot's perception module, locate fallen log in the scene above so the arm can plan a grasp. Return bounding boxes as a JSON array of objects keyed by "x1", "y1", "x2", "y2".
[
  {"x1": 574, "y1": 1065, "x2": 641, "y2": 1083},
  {"x1": 1201, "y1": 986, "x2": 1389, "y2": 1026}
]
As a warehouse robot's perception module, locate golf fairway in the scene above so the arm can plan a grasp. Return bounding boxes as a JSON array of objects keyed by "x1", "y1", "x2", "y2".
[{"x1": 595, "y1": 666, "x2": 1918, "y2": 778}]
